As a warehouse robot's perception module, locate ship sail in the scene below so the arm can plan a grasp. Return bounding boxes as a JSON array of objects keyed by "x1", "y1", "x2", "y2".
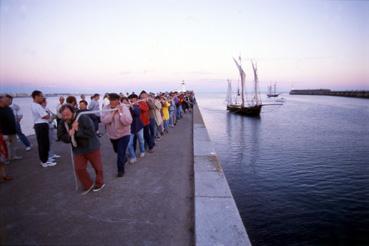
[
  {"x1": 226, "y1": 79, "x2": 233, "y2": 106},
  {"x1": 233, "y1": 57, "x2": 246, "y2": 107},
  {"x1": 251, "y1": 60, "x2": 261, "y2": 105}
]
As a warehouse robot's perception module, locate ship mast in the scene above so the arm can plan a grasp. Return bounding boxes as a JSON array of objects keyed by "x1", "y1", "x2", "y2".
[
  {"x1": 251, "y1": 60, "x2": 261, "y2": 105},
  {"x1": 233, "y1": 57, "x2": 246, "y2": 107}
]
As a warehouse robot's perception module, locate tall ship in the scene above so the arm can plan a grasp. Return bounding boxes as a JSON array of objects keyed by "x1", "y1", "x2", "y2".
[
  {"x1": 226, "y1": 57, "x2": 262, "y2": 117},
  {"x1": 267, "y1": 83, "x2": 280, "y2": 97}
]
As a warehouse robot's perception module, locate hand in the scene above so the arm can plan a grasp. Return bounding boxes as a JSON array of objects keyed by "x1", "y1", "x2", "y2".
[
  {"x1": 68, "y1": 129, "x2": 75, "y2": 137},
  {"x1": 72, "y1": 121, "x2": 79, "y2": 131}
]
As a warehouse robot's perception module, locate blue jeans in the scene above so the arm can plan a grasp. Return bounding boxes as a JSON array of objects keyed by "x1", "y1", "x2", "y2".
[
  {"x1": 176, "y1": 105, "x2": 183, "y2": 119},
  {"x1": 143, "y1": 125, "x2": 154, "y2": 150},
  {"x1": 16, "y1": 121, "x2": 31, "y2": 147},
  {"x1": 163, "y1": 120, "x2": 169, "y2": 130},
  {"x1": 110, "y1": 135, "x2": 130, "y2": 173},
  {"x1": 149, "y1": 118, "x2": 156, "y2": 146},
  {"x1": 127, "y1": 129, "x2": 145, "y2": 159}
]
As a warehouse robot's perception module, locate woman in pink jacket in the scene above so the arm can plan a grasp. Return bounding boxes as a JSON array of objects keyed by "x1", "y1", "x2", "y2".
[{"x1": 101, "y1": 93, "x2": 132, "y2": 177}]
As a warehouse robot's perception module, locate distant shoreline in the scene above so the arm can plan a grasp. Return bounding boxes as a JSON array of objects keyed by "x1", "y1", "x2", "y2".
[
  {"x1": 4, "y1": 93, "x2": 94, "y2": 98},
  {"x1": 289, "y1": 89, "x2": 369, "y2": 99}
]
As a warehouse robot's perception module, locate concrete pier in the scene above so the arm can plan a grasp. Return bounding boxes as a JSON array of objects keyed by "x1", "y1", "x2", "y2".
[
  {"x1": 193, "y1": 105, "x2": 251, "y2": 246},
  {"x1": 0, "y1": 112, "x2": 194, "y2": 245}
]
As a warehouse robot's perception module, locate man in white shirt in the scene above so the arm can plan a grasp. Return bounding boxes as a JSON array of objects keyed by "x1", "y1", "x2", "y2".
[{"x1": 31, "y1": 90, "x2": 57, "y2": 168}]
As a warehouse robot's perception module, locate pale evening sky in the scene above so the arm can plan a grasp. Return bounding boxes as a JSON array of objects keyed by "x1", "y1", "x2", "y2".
[{"x1": 0, "y1": 0, "x2": 368, "y2": 93}]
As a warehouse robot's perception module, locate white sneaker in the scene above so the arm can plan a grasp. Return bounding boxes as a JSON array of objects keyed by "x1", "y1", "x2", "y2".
[
  {"x1": 25, "y1": 146, "x2": 32, "y2": 151},
  {"x1": 40, "y1": 162, "x2": 48, "y2": 168},
  {"x1": 81, "y1": 184, "x2": 94, "y2": 195},
  {"x1": 52, "y1": 154, "x2": 61, "y2": 158},
  {"x1": 129, "y1": 158, "x2": 137, "y2": 164},
  {"x1": 139, "y1": 153, "x2": 145, "y2": 158},
  {"x1": 47, "y1": 161, "x2": 57, "y2": 167}
]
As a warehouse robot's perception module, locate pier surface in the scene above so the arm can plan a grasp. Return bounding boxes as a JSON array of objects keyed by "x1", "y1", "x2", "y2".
[{"x1": 0, "y1": 112, "x2": 194, "y2": 245}]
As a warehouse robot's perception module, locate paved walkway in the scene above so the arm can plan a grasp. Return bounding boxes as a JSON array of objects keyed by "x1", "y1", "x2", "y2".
[{"x1": 0, "y1": 112, "x2": 194, "y2": 246}]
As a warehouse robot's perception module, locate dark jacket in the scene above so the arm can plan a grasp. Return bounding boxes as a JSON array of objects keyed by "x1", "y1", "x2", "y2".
[
  {"x1": 57, "y1": 114, "x2": 100, "y2": 155},
  {"x1": 0, "y1": 106, "x2": 16, "y2": 135},
  {"x1": 130, "y1": 105, "x2": 144, "y2": 134}
]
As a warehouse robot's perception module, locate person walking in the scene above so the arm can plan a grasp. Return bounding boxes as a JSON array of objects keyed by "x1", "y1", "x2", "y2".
[
  {"x1": 125, "y1": 94, "x2": 145, "y2": 163},
  {"x1": 0, "y1": 95, "x2": 22, "y2": 161},
  {"x1": 101, "y1": 93, "x2": 132, "y2": 177},
  {"x1": 161, "y1": 96, "x2": 170, "y2": 133},
  {"x1": 6, "y1": 95, "x2": 32, "y2": 151},
  {"x1": 57, "y1": 104, "x2": 105, "y2": 194},
  {"x1": 31, "y1": 90, "x2": 56, "y2": 167},
  {"x1": 139, "y1": 91, "x2": 155, "y2": 152},
  {"x1": 88, "y1": 93, "x2": 101, "y2": 137},
  {"x1": 56, "y1": 96, "x2": 65, "y2": 128},
  {"x1": 41, "y1": 98, "x2": 60, "y2": 161}
]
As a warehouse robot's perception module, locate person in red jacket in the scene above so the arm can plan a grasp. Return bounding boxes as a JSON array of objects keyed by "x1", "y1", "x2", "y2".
[{"x1": 139, "y1": 91, "x2": 155, "y2": 152}]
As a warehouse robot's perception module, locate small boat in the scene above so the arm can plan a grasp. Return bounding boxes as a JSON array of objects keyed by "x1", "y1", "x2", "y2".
[
  {"x1": 226, "y1": 57, "x2": 262, "y2": 117},
  {"x1": 267, "y1": 83, "x2": 280, "y2": 97}
]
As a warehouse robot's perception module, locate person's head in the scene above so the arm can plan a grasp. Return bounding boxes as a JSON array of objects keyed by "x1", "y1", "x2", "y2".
[
  {"x1": 139, "y1": 90, "x2": 148, "y2": 99},
  {"x1": 79, "y1": 100, "x2": 88, "y2": 110},
  {"x1": 31, "y1": 90, "x2": 44, "y2": 104},
  {"x1": 80, "y1": 94, "x2": 86, "y2": 100},
  {"x1": 120, "y1": 96, "x2": 129, "y2": 105},
  {"x1": 41, "y1": 98, "x2": 47, "y2": 107},
  {"x1": 108, "y1": 93, "x2": 120, "y2": 108},
  {"x1": 128, "y1": 93, "x2": 138, "y2": 103},
  {"x1": 93, "y1": 93, "x2": 100, "y2": 101},
  {"x1": 0, "y1": 95, "x2": 6, "y2": 107},
  {"x1": 5, "y1": 94, "x2": 13, "y2": 106},
  {"x1": 60, "y1": 104, "x2": 76, "y2": 122},
  {"x1": 59, "y1": 96, "x2": 65, "y2": 104},
  {"x1": 66, "y1": 96, "x2": 77, "y2": 107}
]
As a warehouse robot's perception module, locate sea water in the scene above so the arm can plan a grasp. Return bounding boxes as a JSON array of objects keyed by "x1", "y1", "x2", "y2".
[{"x1": 197, "y1": 93, "x2": 369, "y2": 246}]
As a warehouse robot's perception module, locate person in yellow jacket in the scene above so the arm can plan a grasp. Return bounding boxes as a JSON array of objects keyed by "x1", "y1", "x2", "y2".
[{"x1": 161, "y1": 97, "x2": 170, "y2": 133}]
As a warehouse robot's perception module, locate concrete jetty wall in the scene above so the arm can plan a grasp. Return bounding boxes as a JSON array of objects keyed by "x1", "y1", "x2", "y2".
[
  {"x1": 193, "y1": 104, "x2": 251, "y2": 246},
  {"x1": 289, "y1": 89, "x2": 369, "y2": 99}
]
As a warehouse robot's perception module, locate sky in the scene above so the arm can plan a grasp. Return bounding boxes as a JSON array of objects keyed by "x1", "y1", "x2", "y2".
[{"x1": 0, "y1": 0, "x2": 368, "y2": 93}]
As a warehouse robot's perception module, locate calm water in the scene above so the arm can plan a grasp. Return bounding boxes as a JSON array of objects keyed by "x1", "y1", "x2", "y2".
[{"x1": 197, "y1": 94, "x2": 369, "y2": 246}]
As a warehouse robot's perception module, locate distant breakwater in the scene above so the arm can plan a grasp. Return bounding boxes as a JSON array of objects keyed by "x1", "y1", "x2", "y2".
[
  {"x1": 3, "y1": 93, "x2": 92, "y2": 98},
  {"x1": 289, "y1": 89, "x2": 369, "y2": 99}
]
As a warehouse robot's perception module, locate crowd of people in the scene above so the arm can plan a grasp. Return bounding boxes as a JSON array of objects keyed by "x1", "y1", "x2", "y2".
[{"x1": 0, "y1": 90, "x2": 196, "y2": 195}]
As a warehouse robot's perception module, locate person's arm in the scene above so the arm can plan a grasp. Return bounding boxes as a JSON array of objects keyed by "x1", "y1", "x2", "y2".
[
  {"x1": 36, "y1": 105, "x2": 50, "y2": 120},
  {"x1": 155, "y1": 101, "x2": 162, "y2": 110},
  {"x1": 131, "y1": 106, "x2": 141, "y2": 117},
  {"x1": 100, "y1": 106, "x2": 115, "y2": 124},
  {"x1": 88, "y1": 100, "x2": 95, "y2": 111},
  {"x1": 57, "y1": 121, "x2": 71, "y2": 143},
  {"x1": 147, "y1": 99, "x2": 155, "y2": 110},
  {"x1": 75, "y1": 115, "x2": 95, "y2": 138},
  {"x1": 118, "y1": 106, "x2": 133, "y2": 126},
  {"x1": 139, "y1": 102, "x2": 149, "y2": 112}
]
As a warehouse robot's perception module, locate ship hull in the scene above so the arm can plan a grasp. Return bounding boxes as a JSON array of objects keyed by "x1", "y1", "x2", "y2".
[
  {"x1": 227, "y1": 104, "x2": 262, "y2": 117},
  {"x1": 267, "y1": 94, "x2": 279, "y2": 98}
]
